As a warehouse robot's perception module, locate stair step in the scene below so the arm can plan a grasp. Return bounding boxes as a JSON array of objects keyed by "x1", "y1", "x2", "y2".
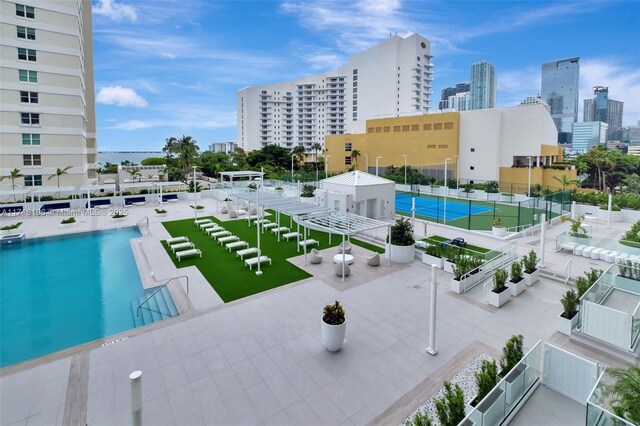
[
  {"x1": 137, "y1": 297, "x2": 154, "y2": 325},
  {"x1": 131, "y1": 301, "x2": 145, "y2": 328},
  {"x1": 144, "y1": 292, "x2": 163, "y2": 323},
  {"x1": 160, "y1": 286, "x2": 179, "y2": 317},
  {"x1": 154, "y1": 288, "x2": 172, "y2": 320}
]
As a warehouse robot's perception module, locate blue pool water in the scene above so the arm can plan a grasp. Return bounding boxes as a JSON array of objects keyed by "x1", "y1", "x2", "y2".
[
  {"x1": 0, "y1": 227, "x2": 147, "y2": 367},
  {"x1": 396, "y1": 193, "x2": 493, "y2": 220}
]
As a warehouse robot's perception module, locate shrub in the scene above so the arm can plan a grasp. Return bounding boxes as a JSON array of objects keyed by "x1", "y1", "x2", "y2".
[
  {"x1": 434, "y1": 381, "x2": 466, "y2": 426},
  {"x1": 510, "y1": 261, "x2": 523, "y2": 282},
  {"x1": 575, "y1": 276, "x2": 590, "y2": 298},
  {"x1": 139, "y1": 189, "x2": 149, "y2": 195},
  {"x1": 604, "y1": 365, "x2": 640, "y2": 425},
  {"x1": 521, "y1": 250, "x2": 538, "y2": 274},
  {"x1": 452, "y1": 256, "x2": 470, "y2": 280},
  {"x1": 474, "y1": 360, "x2": 498, "y2": 404},
  {"x1": 187, "y1": 181, "x2": 201, "y2": 193},
  {"x1": 492, "y1": 218, "x2": 504, "y2": 227},
  {"x1": 248, "y1": 183, "x2": 257, "y2": 190},
  {"x1": 301, "y1": 184, "x2": 315, "y2": 197},
  {"x1": 60, "y1": 217, "x2": 76, "y2": 224},
  {"x1": 112, "y1": 213, "x2": 127, "y2": 219},
  {"x1": 408, "y1": 411, "x2": 433, "y2": 426},
  {"x1": 561, "y1": 289, "x2": 579, "y2": 319},
  {"x1": 155, "y1": 208, "x2": 167, "y2": 214},
  {"x1": 499, "y1": 335, "x2": 524, "y2": 377},
  {"x1": 189, "y1": 205, "x2": 204, "y2": 210},
  {"x1": 275, "y1": 186, "x2": 283, "y2": 191},
  {"x1": 0, "y1": 222, "x2": 22, "y2": 231},
  {"x1": 501, "y1": 193, "x2": 514, "y2": 197},
  {"x1": 568, "y1": 216, "x2": 588, "y2": 237},
  {"x1": 493, "y1": 268, "x2": 508, "y2": 291},
  {"x1": 390, "y1": 217, "x2": 415, "y2": 246},
  {"x1": 486, "y1": 181, "x2": 499, "y2": 193},
  {"x1": 322, "y1": 301, "x2": 345, "y2": 325},
  {"x1": 621, "y1": 220, "x2": 640, "y2": 244}
]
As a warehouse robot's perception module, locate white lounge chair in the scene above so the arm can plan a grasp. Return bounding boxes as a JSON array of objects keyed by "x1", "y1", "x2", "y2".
[
  {"x1": 237, "y1": 247, "x2": 258, "y2": 260},
  {"x1": 262, "y1": 223, "x2": 278, "y2": 231},
  {"x1": 560, "y1": 242, "x2": 578, "y2": 253},
  {"x1": 616, "y1": 253, "x2": 629, "y2": 263},
  {"x1": 599, "y1": 250, "x2": 611, "y2": 261},
  {"x1": 334, "y1": 262, "x2": 350, "y2": 277},
  {"x1": 171, "y1": 242, "x2": 194, "y2": 253},
  {"x1": 210, "y1": 230, "x2": 231, "y2": 240},
  {"x1": 176, "y1": 248, "x2": 201, "y2": 261},
  {"x1": 226, "y1": 241, "x2": 248, "y2": 252},
  {"x1": 338, "y1": 241, "x2": 352, "y2": 254},
  {"x1": 205, "y1": 226, "x2": 224, "y2": 235},
  {"x1": 298, "y1": 239, "x2": 319, "y2": 249},
  {"x1": 367, "y1": 253, "x2": 380, "y2": 266},
  {"x1": 591, "y1": 248, "x2": 603, "y2": 259},
  {"x1": 255, "y1": 219, "x2": 271, "y2": 225},
  {"x1": 245, "y1": 256, "x2": 272, "y2": 270},
  {"x1": 194, "y1": 219, "x2": 211, "y2": 225},
  {"x1": 166, "y1": 236, "x2": 188, "y2": 246},
  {"x1": 283, "y1": 232, "x2": 300, "y2": 241},
  {"x1": 582, "y1": 246, "x2": 595, "y2": 258},
  {"x1": 200, "y1": 222, "x2": 216, "y2": 230},
  {"x1": 605, "y1": 251, "x2": 619, "y2": 263},
  {"x1": 574, "y1": 245, "x2": 586, "y2": 256},
  {"x1": 245, "y1": 215, "x2": 260, "y2": 222},
  {"x1": 271, "y1": 226, "x2": 289, "y2": 235},
  {"x1": 218, "y1": 235, "x2": 239, "y2": 245},
  {"x1": 309, "y1": 248, "x2": 322, "y2": 264}
]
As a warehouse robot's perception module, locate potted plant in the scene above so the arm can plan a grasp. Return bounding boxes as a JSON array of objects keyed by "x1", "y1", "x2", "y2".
[
  {"x1": 223, "y1": 197, "x2": 232, "y2": 209},
  {"x1": 500, "y1": 335, "x2": 527, "y2": 405},
  {"x1": 429, "y1": 184, "x2": 441, "y2": 195},
  {"x1": 59, "y1": 217, "x2": 76, "y2": 228},
  {"x1": 558, "y1": 289, "x2": 579, "y2": 335},
  {"x1": 386, "y1": 217, "x2": 415, "y2": 263},
  {"x1": 488, "y1": 268, "x2": 510, "y2": 307},
  {"x1": 434, "y1": 381, "x2": 466, "y2": 426},
  {"x1": 0, "y1": 222, "x2": 22, "y2": 234},
  {"x1": 275, "y1": 186, "x2": 284, "y2": 196},
  {"x1": 461, "y1": 183, "x2": 474, "y2": 198},
  {"x1": 187, "y1": 180, "x2": 202, "y2": 200},
  {"x1": 155, "y1": 208, "x2": 167, "y2": 217},
  {"x1": 189, "y1": 205, "x2": 204, "y2": 210},
  {"x1": 321, "y1": 300, "x2": 346, "y2": 352},
  {"x1": 471, "y1": 359, "x2": 498, "y2": 407},
  {"x1": 567, "y1": 216, "x2": 589, "y2": 238},
  {"x1": 422, "y1": 243, "x2": 444, "y2": 269},
  {"x1": 507, "y1": 261, "x2": 526, "y2": 296},
  {"x1": 521, "y1": 250, "x2": 539, "y2": 286},
  {"x1": 451, "y1": 256, "x2": 471, "y2": 294},
  {"x1": 111, "y1": 212, "x2": 128, "y2": 221},
  {"x1": 300, "y1": 184, "x2": 315, "y2": 204},
  {"x1": 492, "y1": 218, "x2": 507, "y2": 237}
]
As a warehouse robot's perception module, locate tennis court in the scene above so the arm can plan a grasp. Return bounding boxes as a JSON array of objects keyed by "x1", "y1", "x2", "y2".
[{"x1": 396, "y1": 193, "x2": 493, "y2": 221}]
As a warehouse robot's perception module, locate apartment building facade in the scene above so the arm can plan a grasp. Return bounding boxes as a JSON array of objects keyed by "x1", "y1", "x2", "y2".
[
  {"x1": 236, "y1": 33, "x2": 433, "y2": 155},
  {"x1": 0, "y1": 0, "x2": 97, "y2": 188}
]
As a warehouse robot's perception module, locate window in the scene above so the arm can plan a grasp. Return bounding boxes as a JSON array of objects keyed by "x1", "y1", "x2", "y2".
[
  {"x1": 23, "y1": 154, "x2": 41, "y2": 166},
  {"x1": 411, "y1": 124, "x2": 420, "y2": 131},
  {"x1": 345, "y1": 156, "x2": 352, "y2": 165},
  {"x1": 438, "y1": 144, "x2": 448, "y2": 149},
  {"x1": 427, "y1": 144, "x2": 436, "y2": 149},
  {"x1": 20, "y1": 91, "x2": 38, "y2": 103},
  {"x1": 353, "y1": 75, "x2": 357, "y2": 81},
  {"x1": 24, "y1": 175, "x2": 42, "y2": 186},
  {"x1": 18, "y1": 48, "x2": 36, "y2": 61},
  {"x1": 367, "y1": 127, "x2": 374, "y2": 133},
  {"x1": 470, "y1": 166, "x2": 475, "y2": 170},
  {"x1": 444, "y1": 122, "x2": 453, "y2": 129},
  {"x1": 383, "y1": 126, "x2": 390, "y2": 132},
  {"x1": 470, "y1": 148, "x2": 475, "y2": 152},
  {"x1": 16, "y1": 4, "x2": 35, "y2": 18},
  {"x1": 345, "y1": 142, "x2": 352, "y2": 152},
  {"x1": 375, "y1": 127, "x2": 382, "y2": 133},
  {"x1": 353, "y1": 100, "x2": 357, "y2": 106},
  {"x1": 19, "y1": 69, "x2": 37, "y2": 82},
  {"x1": 402, "y1": 125, "x2": 410, "y2": 131},
  {"x1": 353, "y1": 69, "x2": 357, "y2": 74},
  {"x1": 17, "y1": 26, "x2": 36, "y2": 40},
  {"x1": 22, "y1": 133, "x2": 40, "y2": 145},
  {"x1": 393, "y1": 126, "x2": 401, "y2": 132},
  {"x1": 353, "y1": 81, "x2": 357, "y2": 87},
  {"x1": 423, "y1": 124, "x2": 432, "y2": 130},
  {"x1": 434, "y1": 123, "x2": 443, "y2": 130},
  {"x1": 20, "y1": 112, "x2": 39, "y2": 125}
]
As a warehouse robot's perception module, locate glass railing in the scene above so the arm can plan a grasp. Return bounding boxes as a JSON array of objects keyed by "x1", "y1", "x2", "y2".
[
  {"x1": 555, "y1": 230, "x2": 592, "y2": 250},
  {"x1": 580, "y1": 264, "x2": 614, "y2": 305},
  {"x1": 460, "y1": 340, "x2": 542, "y2": 426},
  {"x1": 632, "y1": 303, "x2": 640, "y2": 349},
  {"x1": 586, "y1": 370, "x2": 635, "y2": 426}
]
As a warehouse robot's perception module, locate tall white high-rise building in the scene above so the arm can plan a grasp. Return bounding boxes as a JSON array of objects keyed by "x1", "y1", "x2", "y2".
[
  {"x1": 237, "y1": 34, "x2": 433, "y2": 153},
  {"x1": 469, "y1": 61, "x2": 496, "y2": 110},
  {"x1": 0, "y1": 0, "x2": 97, "y2": 189}
]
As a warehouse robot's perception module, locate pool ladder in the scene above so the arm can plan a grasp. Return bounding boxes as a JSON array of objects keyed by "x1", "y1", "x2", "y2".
[{"x1": 136, "y1": 216, "x2": 149, "y2": 236}]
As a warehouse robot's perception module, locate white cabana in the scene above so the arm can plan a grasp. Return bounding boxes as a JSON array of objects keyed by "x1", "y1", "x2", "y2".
[
  {"x1": 220, "y1": 171, "x2": 265, "y2": 188},
  {"x1": 153, "y1": 181, "x2": 187, "y2": 206},
  {"x1": 0, "y1": 188, "x2": 31, "y2": 204},
  {"x1": 79, "y1": 183, "x2": 116, "y2": 209},
  {"x1": 30, "y1": 186, "x2": 76, "y2": 200},
  {"x1": 318, "y1": 171, "x2": 395, "y2": 219}
]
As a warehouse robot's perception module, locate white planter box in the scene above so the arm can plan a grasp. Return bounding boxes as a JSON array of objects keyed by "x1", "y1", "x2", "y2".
[
  {"x1": 523, "y1": 269, "x2": 540, "y2": 286},
  {"x1": 385, "y1": 244, "x2": 414, "y2": 263},
  {"x1": 557, "y1": 312, "x2": 579, "y2": 336},
  {"x1": 507, "y1": 278, "x2": 526, "y2": 296},
  {"x1": 598, "y1": 209, "x2": 623, "y2": 223},
  {"x1": 111, "y1": 216, "x2": 128, "y2": 222},
  {"x1": 155, "y1": 212, "x2": 168, "y2": 218},
  {"x1": 487, "y1": 192, "x2": 500, "y2": 201},
  {"x1": 469, "y1": 387, "x2": 506, "y2": 426},
  {"x1": 300, "y1": 196, "x2": 315, "y2": 205},
  {"x1": 443, "y1": 260, "x2": 455, "y2": 274},
  {"x1": 58, "y1": 222, "x2": 77, "y2": 229},
  {"x1": 450, "y1": 277, "x2": 465, "y2": 294},
  {"x1": 504, "y1": 364, "x2": 529, "y2": 405},
  {"x1": 460, "y1": 191, "x2": 474, "y2": 198},
  {"x1": 492, "y1": 226, "x2": 507, "y2": 237},
  {"x1": 488, "y1": 287, "x2": 511, "y2": 307},
  {"x1": 422, "y1": 253, "x2": 444, "y2": 269},
  {"x1": 321, "y1": 318, "x2": 346, "y2": 352}
]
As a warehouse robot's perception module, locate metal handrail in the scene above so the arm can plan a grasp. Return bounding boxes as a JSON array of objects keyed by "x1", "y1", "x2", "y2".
[
  {"x1": 136, "y1": 216, "x2": 149, "y2": 235},
  {"x1": 137, "y1": 275, "x2": 189, "y2": 317}
]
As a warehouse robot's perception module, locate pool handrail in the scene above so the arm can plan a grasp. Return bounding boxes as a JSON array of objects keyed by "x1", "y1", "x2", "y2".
[{"x1": 137, "y1": 275, "x2": 189, "y2": 318}]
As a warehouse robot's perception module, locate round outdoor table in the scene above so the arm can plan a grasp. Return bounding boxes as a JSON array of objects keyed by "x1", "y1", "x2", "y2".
[{"x1": 333, "y1": 254, "x2": 354, "y2": 265}]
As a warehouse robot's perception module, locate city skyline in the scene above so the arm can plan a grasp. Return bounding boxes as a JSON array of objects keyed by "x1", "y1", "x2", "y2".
[{"x1": 92, "y1": 0, "x2": 640, "y2": 151}]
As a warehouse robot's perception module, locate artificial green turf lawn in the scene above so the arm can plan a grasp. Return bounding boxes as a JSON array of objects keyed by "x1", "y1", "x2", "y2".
[
  {"x1": 421, "y1": 235, "x2": 490, "y2": 253},
  {"x1": 162, "y1": 213, "x2": 385, "y2": 302}
]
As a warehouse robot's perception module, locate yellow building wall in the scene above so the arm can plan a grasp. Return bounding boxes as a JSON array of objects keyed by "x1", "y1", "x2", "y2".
[
  {"x1": 499, "y1": 166, "x2": 577, "y2": 190},
  {"x1": 324, "y1": 113, "x2": 460, "y2": 173}
]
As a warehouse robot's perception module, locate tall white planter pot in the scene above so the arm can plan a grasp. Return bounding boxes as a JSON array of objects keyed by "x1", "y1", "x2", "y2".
[
  {"x1": 506, "y1": 278, "x2": 526, "y2": 296},
  {"x1": 557, "y1": 312, "x2": 579, "y2": 336},
  {"x1": 385, "y1": 244, "x2": 414, "y2": 263},
  {"x1": 523, "y1": 269, "x2": 540, "y2": 286},
  {"x1": 488, "y1": 287, "x2": 511, "y2": 308},
  {"x1": 492, "y1": 226, "x2": 507, "y2": 237},
  {"x1": 321, "y1": 318, "x2": 346, "y2": 352}
]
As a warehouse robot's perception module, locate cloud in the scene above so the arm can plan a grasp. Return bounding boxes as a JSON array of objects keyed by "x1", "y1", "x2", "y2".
[
  {"x1": 579, "y1": 59, "x2": 640, "y2": 126},
  {"x1": 93, "y1": 0, "x2": 137, "y2": 22},
  {"x1": 497, "y1": 67, "x2": 541, "y2": 106},
  {"x1": 107, "y1": 105, "x2": 237, "y2": 131},
  {"x1": 96, "y1": 86, "x2": 148, "y2": 108}
]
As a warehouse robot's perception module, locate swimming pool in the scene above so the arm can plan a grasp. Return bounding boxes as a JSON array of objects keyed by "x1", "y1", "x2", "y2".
[
  {"x1": 0, "y1": 227, "x2": 156, "y2": 367},
  {"x1": 395, "y1": 193, "x2": 493, "y2": 220}
]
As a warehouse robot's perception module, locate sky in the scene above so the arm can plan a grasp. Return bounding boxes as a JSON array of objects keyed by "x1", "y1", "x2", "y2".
[{"x1": 92, "y1": 0, "x2": 640, "y2": 151}]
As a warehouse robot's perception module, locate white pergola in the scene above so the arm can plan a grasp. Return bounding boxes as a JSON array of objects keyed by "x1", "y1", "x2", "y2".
[
  {"x1": 79, "y1": 183, "x2": 116, "y2": 208},
  {"x1": 220, "y1": 171, "x2": 264, "y2": 187},
  {"x1": 0, "y1": 188, "x2": 31, "y2": 203},
  {"x1": 153, "y1": 181, "x2": 187, "y2": 206}
]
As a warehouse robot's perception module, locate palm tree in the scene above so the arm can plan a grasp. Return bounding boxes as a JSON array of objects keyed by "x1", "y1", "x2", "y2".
[
  {"x1": 311, "y1": 143, "x2": 323, "y2": 181},
  {"x1": 127, "y1": 167, "x2": 141, "y2": 182},
  {"x1": 95, "y1": 167, "x2": 104, "y2": 184},
  {"x1": 604, "y1": 365, "x2": 640, "y2": 424},
  {"x1": 175, "y1": 135, "x2": 199, "y2": 174},
  {"x1": 292, "y1": 145, "x2": 306, "y2": 167},
  {"x1": 48, "y1": 166, "x2": 72, "y2": 188},
  {"x1": 351, "y1": 150, "x2": 361, "y2": 168},
  {"x1": 552, "y1": 174, "x2": 580, "y2": 191},
  {"x1": 162, "y1": 137, "x2": 178, "y2": 159},
  {"x1": 1, "y1": 168, "x2": 23, "y2": 190}
]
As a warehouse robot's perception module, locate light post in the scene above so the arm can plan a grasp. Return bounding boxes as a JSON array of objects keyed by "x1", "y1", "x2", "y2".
[
  {"x1": 325, "y1": 155, "x2": 330, "y2": 179},
  {"x1": 444, "y1": 157, "x2": 451, "y2": 224},
  {"x1": 364, "y1": 154, "x2": 368, "y2": 173},
  {"x1": 455, "y1": 155, "x2": 459, "y2": 191},
  {"x1": 402, "y1": 154, "x2": 407, "y2": 190},
  {"x1": 376, "y1": 156, "x2": 382, "y2": 176},
  {"x1": 291, "y1": 154, "x2": 294, "y2": 183},
  {"x1": 192, "y1": 165, "x2": 197, "y2": 221},
  {"x1": 256, "y1": 167, "x2": 263, "y2": 276},
  {"x1": 527, "y1": 156, "x2": 532, "y2": 198}
]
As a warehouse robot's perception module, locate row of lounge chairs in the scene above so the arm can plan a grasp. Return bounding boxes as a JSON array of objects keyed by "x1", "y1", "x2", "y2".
[
  {"x1": 561, "y1": 242, "x2": 639, "y2": 264},
  {"x1": 165, "y1": 236, "x2": 202, "y2": 261}
]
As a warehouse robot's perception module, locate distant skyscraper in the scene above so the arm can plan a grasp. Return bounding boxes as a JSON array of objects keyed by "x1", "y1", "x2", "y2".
[
  {"x1": 572, "y1": 122, "x2": 608, "y2": 153},
  {"x1": 519, "y1": 96, "x2": 551, "y2": 113},
  {"x1": 541, "y1": 57, "x2": 580, "y2": 144},
  {"x1": 439, "y1": 82, "x2": 470, "y2": 110},
  {"x1": 469, "y1": 61, "x2": 496, "y2": 110},
  {"x1": 583, "y1": 86, "x2": 624, "y2": 140}
]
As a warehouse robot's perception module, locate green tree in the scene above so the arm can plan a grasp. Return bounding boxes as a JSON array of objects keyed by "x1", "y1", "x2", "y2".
[
  {"x1": 141, "y1": 157, "x2": 167, "y2": 166},
  {"x1": 292, "y1": 145, "x2": 306, "y2": 166},
  {"x1": 475, "y1": 360, "x2": 498, "y2": 403},
  {"x1": 552, "y1": 173, "x2": 580, "y2": 190},
  {"x1": 351, "y1": 149, "x2": 361, "y2": 168},
  {"x1": 95, "y1": 167, "x2": 104, "y2": 184},
  {"x1": 499, "y1": 334, "x2": 524, "y2": 376},
  {"x1": 1, "y1": 168, "x2": 23, "y2": 190},
  {"x1": 200, "y1": 151, "x2": 232, "y2": 178},
  {"x1": 175, "y1": 135, "x2": 200, "y2": 174},
  {"x1": 162, "y1": 136, "x2": 178, "y2": 159},
  {"x1": 127, "y1": 167, "x2": 142, "y2": 182},
  {"x1": 48, "y1": 166, "x2": 72, "y2": 188},
  {"x1": 604, "y1": 365, "x2": 640, "y2": 424},
  {"x1": 231, "y1": 147, "x2": 248, "y2": 169},
  {"x1": 434, "y1": 381, "x2": 466, "y2": 426},
  {"x1": 409, "y1": 411, "x2": 433, "y2": 426},
  {"x1": 312, "y1": 142, "x2": 323, "y2": 179},
  {"x1": 247, "y1": 144, "x2": 291, "y2": 170}
]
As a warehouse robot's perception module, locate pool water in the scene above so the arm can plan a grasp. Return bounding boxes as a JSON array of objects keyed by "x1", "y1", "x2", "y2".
[
  {"x1": 0, "y1": 227, "x2": 148, "y2": 367},
  {"x1": 395, "y1": 193, "x2": 493, "y2": 220}
]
